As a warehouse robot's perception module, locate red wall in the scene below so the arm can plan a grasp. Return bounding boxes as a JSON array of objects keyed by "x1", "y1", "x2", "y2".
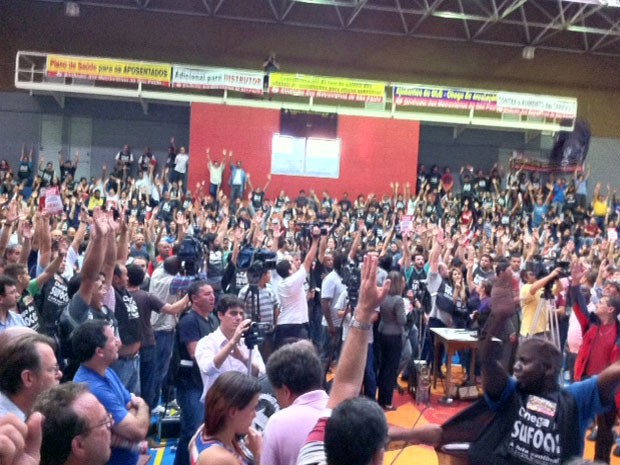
[{"x1": 189, "y1": 103, "x2": 419, "y2": 200}]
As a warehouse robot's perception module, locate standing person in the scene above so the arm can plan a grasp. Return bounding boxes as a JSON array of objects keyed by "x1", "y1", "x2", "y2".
[
  {"x1": 72, "y1": 320, "x2": 150, "y2": 465},
  {"x1": 109, "y1": 264, "x2": 142, "y2": 395},
  {"x1": 206, "y1": 148, "x2": 226, "y2": 199},
  {"x1": 0, "y1": 276, "x2": 25, "y2": 332},
  {"x1": 115, "y1": 145, "x2": 134, "y2": 183},
  {"x1": 376, "y1": 271, "x2": 407, "y2": 410},
  {"x1": 228, "y1": 153, "x2": 247, "y2": 207},
  {"x1": 171, "y1": 146, "x2": 189, "y2": 191},
  {"x1": 262, "y1": 51, "x2": 280, "y2": 91},
  {"x1": 125, "y1": 263, "x2": 189, "y2": 410},
  {"x1": 149, "y1": 256, "x2": 182, "y2": 407},
  {"x1": 173, "y1": 281, "x2": 219, "y2": 465},
  {"x1": 518, "y1": 267, "x2": 562, "y2": 340},
  {"x1": 570, "y1": 261, "x2": 620, "y2": 463},
  {"x1": 468, "y1": 260, "x2": 620, "y2": 465},
  {"x1": 319, "y1": 251, "x2": 347, "y2": 374},
  {"x1": 194, "y1": 295, "x2": 265, "y2": 401},
  {"x1": 274, "y1": 227, "x2": 320, "y2": 348}
]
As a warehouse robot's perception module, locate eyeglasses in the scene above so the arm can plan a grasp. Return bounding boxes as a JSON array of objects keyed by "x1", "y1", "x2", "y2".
[
  {"x1": 81, "y1": 413, "x2": 114, "y2": 435},
  {"x1": 44, "y1": 364, "x2": 62, "y2": 375}
]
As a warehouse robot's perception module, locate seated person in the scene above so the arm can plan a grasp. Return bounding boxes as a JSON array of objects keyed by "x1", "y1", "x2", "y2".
[{"x1": 189, "y1": 371, "x2": 261, "y2": 465}]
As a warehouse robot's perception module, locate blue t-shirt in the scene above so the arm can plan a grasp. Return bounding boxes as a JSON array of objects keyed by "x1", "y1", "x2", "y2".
[{"x1": 74, "y1": 366, "x2": 137, "y2": 465}]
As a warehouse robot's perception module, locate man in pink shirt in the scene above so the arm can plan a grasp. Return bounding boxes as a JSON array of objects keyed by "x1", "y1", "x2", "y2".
[{"x1": 262, "y1": 340, "x2": 328, "y2": 465}]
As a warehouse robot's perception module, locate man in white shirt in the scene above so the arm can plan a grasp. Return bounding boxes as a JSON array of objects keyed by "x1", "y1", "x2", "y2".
[
  {"x1": 273, "y1": 227, "x2": 321, "y2": 348},
  {"x1": 206, "y1": 147, "x2": 226, "y2": 198},
  {"x1": 195, "y1": 295, "x2": 265, "y2": 401}
]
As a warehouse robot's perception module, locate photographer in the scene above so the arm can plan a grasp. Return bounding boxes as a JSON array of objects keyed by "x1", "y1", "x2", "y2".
[
  {"x1": 238, "y1": 261, "x2": 279, "y2": 359},
  {"x1": 518, "y1": 266, "x2": 563, "y2": 340},
  {"x1": 273, "y1": 226, "x2": 321, "y2": 348}
]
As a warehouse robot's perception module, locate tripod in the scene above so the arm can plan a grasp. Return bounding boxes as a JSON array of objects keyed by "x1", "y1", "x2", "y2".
[{"x1": 242, "y1": 282, "x2": 262, "y2": 376}]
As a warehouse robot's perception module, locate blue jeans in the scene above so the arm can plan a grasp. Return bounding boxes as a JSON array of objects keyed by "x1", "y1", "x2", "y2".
[
  {"x1": 174, "y1": 383, "x2": 204, "y2": 465},
  {"x1": 111, "y1": 354, "x2": 140, "y2": 395},
  {"x1": 139, "y1": 345, "x2": 158, "y2": 409},
  {"x1": 154, "y1": 330, "x2": 175, "y2": 405},
  {"x1": 230, "y1": 184, "x2": 243, "y2": 206}
]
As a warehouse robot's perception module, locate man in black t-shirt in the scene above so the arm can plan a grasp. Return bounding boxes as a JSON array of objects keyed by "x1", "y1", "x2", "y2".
[
  {"x1": 109, "y1": 264, "x2": 142, "y2": 394},
  {"x1": 174, "y1": 281, "x2": 218, "y2": 465}
]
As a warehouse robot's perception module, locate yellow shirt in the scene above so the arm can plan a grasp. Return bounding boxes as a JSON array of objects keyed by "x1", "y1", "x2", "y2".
[
  {"x1": 519, "y1": 283, "x2": 548, "y2": 336},
  {"x1": 593, "y1": 199, "x2": 607, "y2": 217}
]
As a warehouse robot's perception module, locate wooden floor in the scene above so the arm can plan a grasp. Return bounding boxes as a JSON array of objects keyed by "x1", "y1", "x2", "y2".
[{"x1": 383, "y1": 369, "x2": 619, "y2": 465}]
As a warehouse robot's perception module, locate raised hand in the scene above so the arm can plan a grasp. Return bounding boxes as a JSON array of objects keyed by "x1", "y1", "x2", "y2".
[
  {"x1": 490, "y1": 268, "x2": 517, "y2": 318},
  {"x1": 356, "y1": 254, "x2": 390, "y2": 319}
]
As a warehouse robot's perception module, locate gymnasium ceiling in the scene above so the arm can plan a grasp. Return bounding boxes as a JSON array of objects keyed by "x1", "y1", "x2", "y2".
[{"x1": 33, "y1": 0, "x2": 620, "y2": 57}]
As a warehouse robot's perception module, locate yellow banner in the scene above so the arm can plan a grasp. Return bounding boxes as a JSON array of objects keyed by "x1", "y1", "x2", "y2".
[
  {"x1": 46, "y1": 54, "x2": 171, "y2": 86},
  {"x1": 269, "y1": 73, "x2": 385, "y2": 103}
]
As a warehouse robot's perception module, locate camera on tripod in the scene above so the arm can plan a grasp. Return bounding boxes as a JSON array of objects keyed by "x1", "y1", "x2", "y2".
[
  {"x1": 530, "y1": 255, "x2": 570, "y2": 280},
  {"x1": 340, "y1": 262, "x2": 361, "y2": 309}
]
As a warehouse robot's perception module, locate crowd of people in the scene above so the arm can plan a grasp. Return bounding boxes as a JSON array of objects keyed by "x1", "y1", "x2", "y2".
[{"x1": 0, "y1": 137, "x2": 620, "y2": 465}]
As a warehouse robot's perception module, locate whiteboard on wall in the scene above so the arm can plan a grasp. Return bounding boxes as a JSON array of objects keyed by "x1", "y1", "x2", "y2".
[{"x1": 270, "y1": 133, "x2": 341, "y2": 178}]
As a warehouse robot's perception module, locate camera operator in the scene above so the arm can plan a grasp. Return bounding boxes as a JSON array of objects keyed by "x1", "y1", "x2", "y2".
[
  {"x1": 238, "y1": 261, "x2": 279, "y2": 359},
  {"x1": 518, "y1": 266, "x2": 563, "y2": 340},
  {"x1": 274, "y1": 226, "x2": 321, "y2": 348}
]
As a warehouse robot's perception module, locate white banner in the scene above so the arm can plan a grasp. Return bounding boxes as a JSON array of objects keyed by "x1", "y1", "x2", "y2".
[
  {"x1": 172, "y1": 66, "x2": 264, "y2": 94},
  {"x1": 497, "y1": 92, "x2": 577, "y2": 119}
]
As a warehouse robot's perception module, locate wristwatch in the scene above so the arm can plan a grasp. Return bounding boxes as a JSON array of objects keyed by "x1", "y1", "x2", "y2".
[{"x1": 349, "y1": 318, "x2": 372, "y2": 331}]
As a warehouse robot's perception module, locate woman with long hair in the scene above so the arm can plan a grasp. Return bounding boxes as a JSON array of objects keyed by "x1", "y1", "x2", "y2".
[
  {"x1": 377, "y1": 270, "x2": 407, "y2": 410},
  {"x1": 189, "y1": 371, "x2": 262, "y2": 465}
]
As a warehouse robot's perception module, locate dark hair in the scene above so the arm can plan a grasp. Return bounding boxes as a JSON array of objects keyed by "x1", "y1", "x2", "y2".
[
  {"x1": 325, "y1": 397, "x2": 388, "y2": 465},
  {"x1": 495, "y1": 258, "x2": 510, "y2": 276},
  {"x1": 217, "y1": 294, "x2": 244, "y2": 316},
  {"x1": 333, "y1": 252, "x2": 348, "y2": 273},
  {"x1": 267, "y1": 341, "x2": 322, "y2": 395},
  {"x1": 0, "y1": 275, "x2": 17, "y2": 296},
  {"x1": 0, "y1": 333, "x2": 55, "y2": 395},
  {"x1": 71, "y1": 320, "x2": 110, "y2": 363},
  {"x1": 34, "y1": 382, "x2": 89, "y2": 465},
  {"x1": 276, "y1": 259, "x2": 292, "y2": 279},
  {"x1": 378, "y1": 254, "x2": 392, "y2": 272},
  {"x1": 203, "y1": 372, "x2": 260, "y2": 436},
  {"x1": 188, "y1": 280, "x2": 210, "y2": 304},
  {"x1": 126, "y1": 263, "x2": 145, "y2": 287},
  {"x1": 113, "y1": 264, "x2": 124, "y2": 278}
]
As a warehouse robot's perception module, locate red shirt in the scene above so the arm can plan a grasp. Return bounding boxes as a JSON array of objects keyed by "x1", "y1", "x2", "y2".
[{"x1": 584, "y1": 323, "x2": 617, "y2": 377}]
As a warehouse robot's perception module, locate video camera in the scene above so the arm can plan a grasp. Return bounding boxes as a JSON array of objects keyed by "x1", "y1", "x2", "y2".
[
  {"x1": 530, "y1": 255, "x2": 570, "y2": 280},
  {"x1": 297, "y1": 221, "x2": 332, "y2": 239},
  {"x1": 244, "y1": 321, "x2": 272, "y2": 350},
  {"x1": 340, "y1": 261, "x2": 361, "y2": 309},
  {"x1": 176, "y1": 235, "x2": 205, "y2": 276},
  {"x1": 237, "y1": 248, "x2": 277, "y2": 272}
]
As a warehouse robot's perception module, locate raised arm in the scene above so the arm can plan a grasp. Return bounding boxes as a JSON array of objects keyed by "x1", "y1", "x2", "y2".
[
  {"x1": 327, "y1": 254, "x2": 390, "y2": 408},
  {"x1": 77, "y1": 208, "x2": 109, "y2": 303},
  {"x1": 480, "y1": 266, "x2": 515, "y2": 399},
  {"x1": 302, "y1": 227, "x2": 320, "y2": 273}
]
